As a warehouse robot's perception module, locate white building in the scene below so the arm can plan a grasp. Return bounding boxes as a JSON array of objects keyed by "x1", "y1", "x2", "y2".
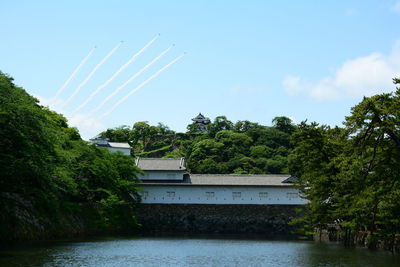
[
  {"x1": 136, "y1": 157, "x2": 186, "y2": 181},
  {"x1": 136, "y1": 158, "x2": 306, "y2": 205},
  {"x1": 90, "y1": 135, "x2": 131, "y2": 156}
]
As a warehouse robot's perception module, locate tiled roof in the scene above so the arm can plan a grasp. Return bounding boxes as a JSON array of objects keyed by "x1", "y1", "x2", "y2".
[
  {"x1": 189, "y1": 174, "x2": 293, "y2": 186},
  {"x1": 108, "y1": 142, "x2": 131, "y2": 149},
  {"x1": 89, "y1": 135, "x2": 109, "y2": 141},
  {"x1": 136, "y1": 158, "x2": 186, "y2": 171},
  {"x1": 192, "y1": 113, "x2": 210, "y2": 122},
  {"x1": 193, "y1": 113, "x2": 206, "y2": 119}
]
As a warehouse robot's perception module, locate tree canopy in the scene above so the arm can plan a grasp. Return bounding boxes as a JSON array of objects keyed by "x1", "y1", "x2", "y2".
[
  {"x1": 0, "y1": 72, "x2": 141, "y2": 241},
  {"x1": 289, "y1": 78, "x2": 400, "y2": 250},
  {"x1": 101, "y1": 116, "x2": 297, "y2": 174}
]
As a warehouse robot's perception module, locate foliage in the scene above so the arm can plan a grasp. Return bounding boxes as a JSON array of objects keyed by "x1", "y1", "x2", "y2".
[
  {"x1": 272, "y1": 116, "x2": 297, "y2": 134},
  {"x1": 102, "y1": 125, "x2": 131, "y2": 142},
  {"x1": 289, "y1": 78, "x2": 400, "y2": 250},
  {"x1": 103, "y1": 115, "x2": 297, "y2": 174},
  {"x1": 0, "y1": 72, "x2": 141, "y2": 241},
  {"x1": 208, "y1": 116, "x2": 234, "y2": 137}
]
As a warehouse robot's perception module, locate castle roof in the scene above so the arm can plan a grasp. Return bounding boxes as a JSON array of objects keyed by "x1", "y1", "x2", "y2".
[
  {"x1": 90, "y1": 135, "x2": 130, "y2": 149},
  {"x1": 89, "y1": 135, "x2": 109, "y2": 142},
  {"x1": 136, "y1": 157, "x2": 186, "y2": 171},
  {"x1": 189, "y1": 174, "x2": 293, "y2": 186},
  {"x1": 140, "y1": 174, "x2": 294, "y2": 187},
  {"x1": 108, "y1": 142, "x2": 131, "y2": 149},
  {"x1": 192, "y1": 113, "x2": 210, "y2": 123}
]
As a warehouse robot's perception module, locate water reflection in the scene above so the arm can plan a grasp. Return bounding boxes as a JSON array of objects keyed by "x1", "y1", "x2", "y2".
[{"x1": 1, "y1": 235, "x2": 399, "y2": 267}]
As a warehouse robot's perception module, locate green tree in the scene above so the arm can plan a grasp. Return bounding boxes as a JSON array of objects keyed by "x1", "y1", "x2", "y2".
[
  {"x1": 272, "y1": 116, "x2": 296, "y2": 134},
  {"x1": 288, "y1": 122, "x2": 343, "y2": 230},
  {"x1": 187, "y1": 139, "x2": 224, "y2": 172},
  {"x1": 335, "y1": 83, "x2": 400, "y2": 245},
  {"x1": 233, "y1": 120, "x2": 263, "y2": 132},
  {"x1": 0, "y1": 72, "x2": 57, "y2": 195},
  {"x1": 101, "y1": 125, "x2": 131, "y2": 142},
  {"x1": 186, "y1": 122, "x2": 202, "y2": 134},
  {"x1": 252, "y1": 127, "x2": 291, "y2": 148},
  {"x1": 215, "y1": 130, "x2": 252, "y2": 161},
  {"x1": 0, "y1": 71, "x2": 141, "y2": 241},
  {"x1": 156, "y1": 122, "x2": 175, "y2": 136},
  {"x1": 250, "y1": 145, "x2": 274, "y2": 158},
  {"x1": 289, "y1": 78, "x2": 400, "y2": 250},
  {"x1": 129, "y1": 121, "x2": 159, "y2": 152},
  {"x1": 208, "y1": 116, "x2": 233, "y2": 137}
]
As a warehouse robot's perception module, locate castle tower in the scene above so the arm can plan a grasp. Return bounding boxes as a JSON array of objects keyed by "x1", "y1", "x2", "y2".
[{"x1": 192, "y1": 113, "x2": 211, "y2": 132}]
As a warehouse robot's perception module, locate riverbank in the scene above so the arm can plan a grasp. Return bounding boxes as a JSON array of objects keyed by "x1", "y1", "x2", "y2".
[
  {"x1": 314, "y1": 228, "x2": 400, "y2": 254},
  {"x1": 0, "y1": 192, "x2": 139, "y2": 244},
  {"x1": 4, "y1": 196, "x2": 399, "y2": 254}
]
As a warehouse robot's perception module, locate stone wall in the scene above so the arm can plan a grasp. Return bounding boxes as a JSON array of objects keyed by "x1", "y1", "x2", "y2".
[{"x1": 136, "y1": 204, "x2": 304, "y2": 237}]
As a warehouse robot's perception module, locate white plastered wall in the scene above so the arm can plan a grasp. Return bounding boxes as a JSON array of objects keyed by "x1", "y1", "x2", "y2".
[
  {"x1": 139, "y1": 185, "x2": 306, "y2": 205},
  {"x1": 138, "y1": 171, "x2": 184, "y2": 181}
]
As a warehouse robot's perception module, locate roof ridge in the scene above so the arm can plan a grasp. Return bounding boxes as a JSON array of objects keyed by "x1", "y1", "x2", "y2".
[
  {"x1": 190, "y1": 174, "x2": 290, "y2": 176},
  {"x1": 139, "y1": 158, "x2": 182, "y2": 160}
]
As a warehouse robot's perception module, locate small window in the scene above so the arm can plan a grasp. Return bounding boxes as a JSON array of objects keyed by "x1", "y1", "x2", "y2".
[
  {"x1": 167, "y1": 191, "x2": 175, "y2": 198},
  {"x1": 259, "y1": 192, "x2": 268, "y2": 198},
  {"x1": 287, "y1": 192, "x2": 299, "y2": 199},
  {"x1": 206, "y1": 192, "x2": 215, "y2": 198},
  {"x1": 141, "y1": 191, "x2": 148, "y2": 199},
  {"x1": 167, "y1": 173, "x2": 176, "y2": 179},
  {"x1": 232, "y1": 192, "x2": 241, "y2": 199}
]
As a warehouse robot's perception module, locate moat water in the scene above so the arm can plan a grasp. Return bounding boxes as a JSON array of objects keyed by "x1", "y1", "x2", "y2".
[{"x1": 1, "y1": 235, "x2": 399, "y2": 267}]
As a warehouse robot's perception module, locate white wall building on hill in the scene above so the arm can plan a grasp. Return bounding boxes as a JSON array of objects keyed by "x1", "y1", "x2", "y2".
[
  {"x1": 90, "y1": 135, "x2": 131, "y2": 156},
  {"x1": 135, "y1": 157, "x2": 186, "y2": 181},
  {"x1": 136, "y1": 158, "x2": 306, "y2": 205}
]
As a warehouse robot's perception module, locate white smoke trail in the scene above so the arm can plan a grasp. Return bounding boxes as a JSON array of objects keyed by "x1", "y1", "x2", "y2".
[
  {"x1": 100, "y1": 54, "x2": 184, "y2": 119},
  {"x1": 73, "y1": 35, "x2": 159, "y2": 114},
  {"x1": 61, "y1": 42, "x2": 123, "y2": 109},
  {"x1": 91, "y1": 45, "x2": 174, "y2": 114},
  {"x1": 53, "y1": 47, "x2": 96, "y2": 101}
]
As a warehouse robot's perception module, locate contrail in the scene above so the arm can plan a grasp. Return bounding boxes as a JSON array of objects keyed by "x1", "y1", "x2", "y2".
[
  {"x1": 53, "y1": 47, "x2": 96, "y2": 100},
  {"x1": 73, "y1": 35, "x2": 159, "y2": 114},
  {"x1": 91, "y1": 45, "x2": 174, "y2": 114},
  {"x1": 100, "y1": 53, "x2": 184, "y2": 119},
  {"x1": 61, "y1": 42, "x2": 123, "y2": 109}
]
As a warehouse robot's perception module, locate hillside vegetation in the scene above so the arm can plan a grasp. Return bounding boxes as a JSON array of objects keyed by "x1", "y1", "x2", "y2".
[
  {"x1": 0, "y1": 72, "x2": 141, "y2": 242},
  {"x1": 101, "y1": 116, "x2": 297, "y2": 174}
]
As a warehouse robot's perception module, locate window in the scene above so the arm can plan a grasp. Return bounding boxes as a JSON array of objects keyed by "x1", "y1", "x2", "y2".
[
  {"x1": 167, "y1": 173, "x2": 176, "y2": 179},
  {"x1": 167, "y1": 191, "x2": 175, "y2": 197},
  {"x1": 141, "y1": 191, "x2": 148, "y2": 199},
  {"x1": 287, "y1": 192, "x2": 299, "y2": 199},
  {"x1": 232, "y1": 192, "x2": 241, "y2": 199},
  {"x1": 206, "y1": 192, "x2": 215, "y2": 198},
  {"x1": 259, "y1": 192, "x2": 268, "y2": 198}
]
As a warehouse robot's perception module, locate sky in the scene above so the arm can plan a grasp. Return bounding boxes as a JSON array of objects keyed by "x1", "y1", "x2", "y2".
[{"x1": 1, "y1": 0, "x2": 400, "y2": 139}]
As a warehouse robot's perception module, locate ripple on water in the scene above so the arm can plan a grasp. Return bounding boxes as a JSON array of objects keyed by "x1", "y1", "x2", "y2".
[{"x1": 1, "y1": 236, "x2": 399, "y2": 267}]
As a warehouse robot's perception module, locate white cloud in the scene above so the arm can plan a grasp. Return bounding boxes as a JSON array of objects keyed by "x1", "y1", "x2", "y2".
[
  {"x1": 392, "y1": 1, "x2": 400, "y2": 13},
  {"x1": 282, "y1": 76, "x2": 305, "y2": 95},
  {"x1": 35, "y1": 95, "x2": 105, "y2": 140},
  {"x1": 283, "y1": 41, "x2": 400, "y2": 101}
]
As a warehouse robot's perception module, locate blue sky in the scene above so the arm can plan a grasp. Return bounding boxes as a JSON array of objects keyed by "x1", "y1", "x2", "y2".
[{"x1": 1, "y1": 0, "x2": 400, "y2": 139}]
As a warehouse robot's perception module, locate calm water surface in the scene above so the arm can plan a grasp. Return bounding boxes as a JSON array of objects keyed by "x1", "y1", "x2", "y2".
[{"x1": 1, "y1": 235, "x2": 399, "y2": 267}]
